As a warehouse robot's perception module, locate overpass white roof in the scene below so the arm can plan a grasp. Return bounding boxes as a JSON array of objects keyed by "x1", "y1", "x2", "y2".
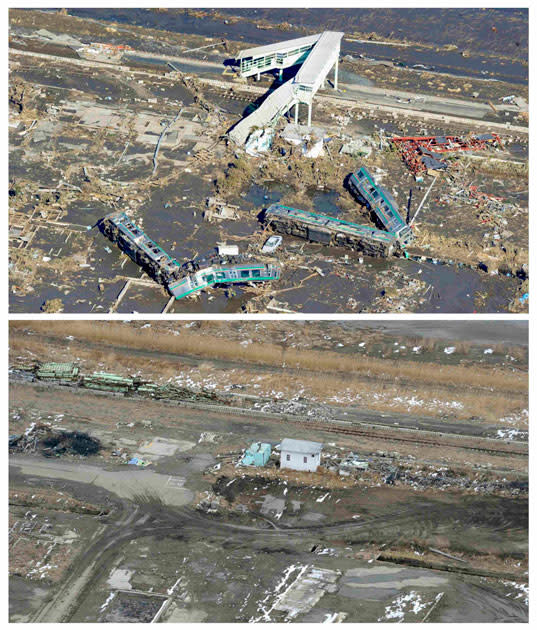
[
  {"x1": 237, "y1": 33, "x2": 321, "y2": 60},
  {"x1": 294, "y1": 31, "x2": 344, "y2": 88}
]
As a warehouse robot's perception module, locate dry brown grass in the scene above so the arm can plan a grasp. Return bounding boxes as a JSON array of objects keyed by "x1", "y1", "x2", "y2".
[
  {"x1": 415, "y1": 229, "x2": 528, "y2": 271},
  {"x1": 209, "y1": 462, "x2": 357, "y2": 490},
  {"x1": 10, "y1": 321, "x2": 526, "y2": 396},
  {"x1": 9, "y1": 330, "x2": 526, "y2": 423}
]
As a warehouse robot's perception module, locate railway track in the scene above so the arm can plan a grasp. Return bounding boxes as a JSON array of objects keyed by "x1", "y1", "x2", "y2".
[
  {"x1": 11, "y1": 375, "x2": 527, "y2": 458},
  {"x1": 291, "y1": 420, "x2": 527, "y2": 457}
]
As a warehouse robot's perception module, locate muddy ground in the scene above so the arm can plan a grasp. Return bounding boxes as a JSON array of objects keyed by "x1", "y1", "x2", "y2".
[
  {"x1": 9, "y1": 320, "x2": 528, "y2": 621},
  {"x1": 9, "y1": 385, "x2": 528, "y2": 622},
  {"x1": 8, "y1": 9, "x2": 528, "y2": 313}
]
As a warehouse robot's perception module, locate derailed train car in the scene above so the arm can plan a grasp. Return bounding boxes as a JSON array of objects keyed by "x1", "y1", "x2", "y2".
[
  {"x1": 100, "y1": 211, "x2": 184, "y2": 287},
  {"x1": 263, "y1": 204, "x2": 400, "y2": 258},
  {"x1": 348, "y1": 166, "x2": 414, "y2": 247},
  {"x1": 168, "y1": 261, "x2": 281, "y2": 299},
  {"x1": 100, "y1": 211, "x2": 280, "y2": 299}
]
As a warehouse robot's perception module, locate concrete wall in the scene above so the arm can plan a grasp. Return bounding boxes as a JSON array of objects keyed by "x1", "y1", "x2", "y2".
[{"x1": 281, "y1": 450, "x2": 320, "y2": 472}]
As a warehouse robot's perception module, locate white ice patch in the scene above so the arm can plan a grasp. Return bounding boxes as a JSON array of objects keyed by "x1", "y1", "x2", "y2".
[
  {"x1": 502, "y1": 581, "x2": 529, "y2": 607},
  {"x1": 100, "y1": 591, "x2": 117, "y2": 612}
]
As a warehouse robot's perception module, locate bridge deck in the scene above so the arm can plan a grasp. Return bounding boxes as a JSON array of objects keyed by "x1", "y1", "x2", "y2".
[
  {"x1": 230, "y1": 31, "x2": 343, "y2": 144},
  {"x1": 237, "y1": 34, "x2": 321, "y2": 62},
  {"x1": 228, "y1": 79, "x2": 296, "y2": 145},
  {"x1": 293, "y1": 31, "x2": 343, "y2": 95}
]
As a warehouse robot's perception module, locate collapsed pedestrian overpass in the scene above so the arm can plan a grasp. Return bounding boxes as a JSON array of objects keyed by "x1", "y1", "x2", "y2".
[{"x1": 228, "y1": 31, "x2": 343, "y2": 146}]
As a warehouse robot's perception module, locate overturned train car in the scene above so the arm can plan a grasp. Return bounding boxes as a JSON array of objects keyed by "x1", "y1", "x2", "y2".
[
  {"x1": 100, "y1": 211, "x2": 280, "y2": 299},
  {"x1": 263, "y1": 204, "x2": 399, "y2": 257},
  {"x1": 348, "y1": 166, "x2": 414, "y2": 247}
]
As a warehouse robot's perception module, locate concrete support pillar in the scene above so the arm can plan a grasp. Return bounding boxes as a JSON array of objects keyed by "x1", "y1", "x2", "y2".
[
  {"x1": 294, "y1": 102, "x2": 299, "y2": 124},
  {"x1": 256, "y1": 71, "x2": 260, "y2": 81},
  {"x1": 334, "y1": 56, "x2": 338, "y2": 91},
  {"x1": 279, "y1": 68, "x2": 283, "y2": 81},
  {"x1": 307, "y1": 102, "x2": 312, "y2": 127}
]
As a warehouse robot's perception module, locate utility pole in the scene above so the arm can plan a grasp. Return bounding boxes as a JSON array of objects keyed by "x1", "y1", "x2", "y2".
[{"x1": 410, "y1": 177, "x2": 436, "y2": 227}]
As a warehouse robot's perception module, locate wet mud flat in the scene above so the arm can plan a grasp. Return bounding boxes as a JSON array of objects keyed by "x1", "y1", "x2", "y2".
[
  {"x1": 9, "y1": 435, "x2": 523, "y2": 623},
  {"x1": 9, "y1": 12, "x2": 527, "y2": 313},
  {"x1": 21, "y1": 467, "x2": 525, "y2": 623},
  {"x1": 64, "y1": 7, "x2": 528, "y2": 81},
  {"x1": 70, "y1": 531, "x2": 527, "y2": 622}
]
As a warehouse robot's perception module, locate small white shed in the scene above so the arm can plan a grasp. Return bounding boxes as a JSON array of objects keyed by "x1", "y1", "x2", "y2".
[{"x1": 280, "y1": 438, "x2": 322, "y2": 472}]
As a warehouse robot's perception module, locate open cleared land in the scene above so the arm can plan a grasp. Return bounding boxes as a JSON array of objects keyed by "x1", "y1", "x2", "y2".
[{"x1": 9, "y1": 320, "x2": 528, "y2": 622}]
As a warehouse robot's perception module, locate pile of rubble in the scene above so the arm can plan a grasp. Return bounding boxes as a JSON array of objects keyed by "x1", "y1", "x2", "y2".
[
  {"x1": 251, "y1": 397, "x2": 339, "y2": 423},
  {"x1": 10, "y1": 423, "x2": 101, "y2": 458},
  {"x1": 375, "y1": 461, "x2": 528, "y2": 496}
]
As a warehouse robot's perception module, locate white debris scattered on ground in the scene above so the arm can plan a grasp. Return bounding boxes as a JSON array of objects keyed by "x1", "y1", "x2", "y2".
[
  {"x1": 249, "y1": 564, "x2": 308, "y2": 622},
  {"x1": 502, "y1": 580, "x2": 529, "y2": 607},
  {"x1": 499, "y1": 409, "x2": 528, "y2": 426},
  {"x1": 315, "y1": 548, "x2": 338, "y2": 557},
  {"x1": 496, "y1": 428, "x2": 528, "y2": 441},
  {"x1": 326, "y1": 390, "x2": 464, "y2": 413},
  {"x1": 378, "y1": 591, "x2": 430, "y2": 621},
  {"x1": 100, "y1": 591, "x2": 117, "y2": 612},
  {"x1": 322, "y1": 611, "x2": 347, "y2": 622},
  {"x1": 198, "y1": 431, "x2": 222, "y2": 444}
]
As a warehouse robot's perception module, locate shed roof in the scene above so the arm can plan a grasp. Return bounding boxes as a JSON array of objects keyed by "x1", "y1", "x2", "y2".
[
  {"x1": 280, "y1": 438, "x2": 323, "y2": 454},
  {"x1": 249, "y1": 442, "x2": 271, "y2": 454}
]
